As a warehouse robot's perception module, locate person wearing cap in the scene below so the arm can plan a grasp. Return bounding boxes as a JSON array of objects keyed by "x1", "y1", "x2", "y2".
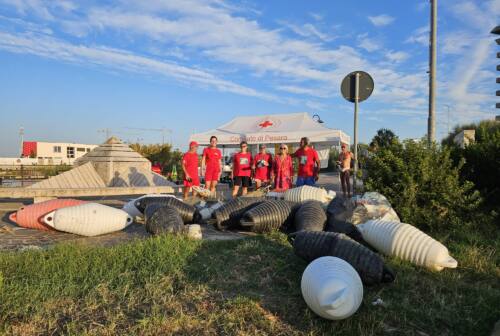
[
  {"x1": 182, "y1": 141, "x2": 200, "y2": 198},
  {"x1": 231, "y1": 141, "x2": 253, "y2": 197},
  {"x1": 293, "y1": 137, "x2": 320, "y2": 187},
  {"x1": 337, "y1": 143, "x2": 352, "y2": 198},
  {"x1": 253, "y1": 144, "x2": 272, "y2": 189}
]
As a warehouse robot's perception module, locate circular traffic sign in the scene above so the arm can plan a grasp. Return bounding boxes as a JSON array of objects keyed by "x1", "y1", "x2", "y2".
[{"x1": 341, "y1": 71, "x2": 374, "y2": 103}]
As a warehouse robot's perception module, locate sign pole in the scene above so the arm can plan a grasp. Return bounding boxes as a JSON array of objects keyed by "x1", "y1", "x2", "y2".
[
  {"x1": 353, "y1": 72, "x2": 359, "y2": 195},
  {"x1": 341, "y1": 70, "x2": 373, "y2": 197}
]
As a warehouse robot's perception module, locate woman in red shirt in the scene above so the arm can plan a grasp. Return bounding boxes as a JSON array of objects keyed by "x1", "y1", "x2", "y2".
[
  {"x1": 182, "y1": 141, "x2": 200, "y2": 198},
  {"x1": 272, "y1": 143, "x2": 293, "y2": 191},
  {"x1": 201, "y1": 136, "x2": 222, "y2": 194},
  {"x1": 253, "y1": 144, "x2": 272, "y2": 189},
  {"x1": 232, "y1": 141, "x2": 253, "y2": 197}
]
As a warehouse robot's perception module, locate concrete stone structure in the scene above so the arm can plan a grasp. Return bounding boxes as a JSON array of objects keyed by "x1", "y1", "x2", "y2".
[{"x1": 75, "y1": 137, "x2": 162, "y2": 187}]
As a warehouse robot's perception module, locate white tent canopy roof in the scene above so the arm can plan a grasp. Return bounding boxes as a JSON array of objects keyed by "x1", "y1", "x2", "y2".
[{"x1": 190, "y1": 112, "x2": 350, "y2": 146}]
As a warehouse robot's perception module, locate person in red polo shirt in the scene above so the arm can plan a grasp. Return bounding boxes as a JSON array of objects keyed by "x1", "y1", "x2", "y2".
[
  {"x1": 182, "y1": 141, "x2": 200, "y2": 198},
  {"x1": 253, "y1": 144, "x2": 272, "y2": 189},
  {"x1": 201, "y1": 136, "x2": 222, "y2": 194},
  {"x1": 293, "y1": 137, "x2": 320, "y2": 186},
  {"x1": 232, "y1": 141, "x2": 253, "y2": 197}
]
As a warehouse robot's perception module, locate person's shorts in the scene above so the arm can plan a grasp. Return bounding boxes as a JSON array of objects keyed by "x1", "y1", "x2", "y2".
[
  {"x1": 234, "y1": 176, "x2": 251, "y2": 187},
  {"x1": 183, "y1": 177, "x2": 200, "y2": 187},
  {"x1": 205, "y1": 169, "x2": 220, "y2": 182},
  {"x1": 296, "y1": 176, "x2": 316, "y2": 187}
]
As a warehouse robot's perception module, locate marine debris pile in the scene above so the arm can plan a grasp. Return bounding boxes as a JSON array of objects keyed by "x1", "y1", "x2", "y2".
[{"x1": 7, "y1": 185, "x2": 458, "y2": 320}]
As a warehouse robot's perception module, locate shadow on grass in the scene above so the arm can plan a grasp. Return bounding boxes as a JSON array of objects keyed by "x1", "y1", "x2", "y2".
[
  {"x1": 182, "y1": 234, "x2": 390, "y2": 335},
  {"x1": 182, "y1": 231, "x2": 500, "y2": 336}
]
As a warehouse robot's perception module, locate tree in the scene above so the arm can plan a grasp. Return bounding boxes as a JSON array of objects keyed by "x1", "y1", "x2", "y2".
[
  {"x1": 369, "y1": 128, "x2": 399, "y2": 151},
  {"x1": 129, "y1": 143, "x2": 183, "y2": 176}
]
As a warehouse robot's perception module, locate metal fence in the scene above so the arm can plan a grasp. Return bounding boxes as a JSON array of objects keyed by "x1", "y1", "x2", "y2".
[{"x1": 0, "y1": 164, "x2": 72, "y2": 187}]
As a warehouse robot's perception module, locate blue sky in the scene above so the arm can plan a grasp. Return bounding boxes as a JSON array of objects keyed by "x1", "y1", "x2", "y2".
[{"x1": 0, "y1": 0, "x2": 498, "y2": 156}]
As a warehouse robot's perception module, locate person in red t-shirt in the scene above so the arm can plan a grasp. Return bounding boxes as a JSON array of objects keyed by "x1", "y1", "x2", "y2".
[
  {"x1": 293, "y1": 137, "x2": 320, "y2": 187},
  {"x1": 182, "y1": 141, "x2": 200, "y2": 198},
  {"x1": 232, "y1": 141, "x2": 253, "y2": 197},
  {"x1": 253, "y1": 144, "x2": 272, "y2": 189},
  {"x1": 201, "y1": 136, "x2": 222, "y2": 194}
]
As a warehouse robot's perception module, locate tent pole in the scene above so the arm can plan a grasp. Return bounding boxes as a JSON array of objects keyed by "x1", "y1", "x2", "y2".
[{"x1": 353, "y1": 72, "x2": 359, "y2": 196}]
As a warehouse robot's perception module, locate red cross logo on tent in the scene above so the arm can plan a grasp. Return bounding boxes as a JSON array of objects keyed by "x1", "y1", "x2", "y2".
[{"x1": 259, "y1": 120, "x2": 273, "y2": 128}]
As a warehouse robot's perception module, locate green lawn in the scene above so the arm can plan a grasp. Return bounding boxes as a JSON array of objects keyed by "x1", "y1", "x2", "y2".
[{"x1": 0, "y1": 230, "x2": 498, "y2": 335}]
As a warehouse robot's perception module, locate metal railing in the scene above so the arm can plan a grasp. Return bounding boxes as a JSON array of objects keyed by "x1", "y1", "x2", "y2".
[{"x1": 0, "y1": 164, "x2": 72, "y2": 187}]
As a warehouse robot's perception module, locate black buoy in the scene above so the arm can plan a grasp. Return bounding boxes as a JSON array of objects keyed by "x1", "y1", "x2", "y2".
[
  {"x1": 213, "y1": 197, "x2": 263, "y2": 230},
  {"x1": 293, "y1": 200, "x2": 327, "y2": 232},
  {"x1": 240, "y1": 200, "x2": 297, "y2": 233},
  {"x1": 289, "y1": 230, "x2": 395, "y2": 286},
  {"x1": 144, "y1": 204, "x2": 185, "y2": 235},
  {"x1": 136, "y1": 196, "x2": 196, "y2": 224}
]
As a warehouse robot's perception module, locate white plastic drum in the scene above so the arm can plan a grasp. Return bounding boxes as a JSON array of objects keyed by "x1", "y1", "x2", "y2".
[
  {"x1": 122, "y1": 194, "x2": 178, "y2": 220},
  {"x1": 43, "y1": 203, "x2": 133, "y2": 236},
  {"x1": 358, "y1": 219, "x2": 458, "y2": 271},
  {"x1": 284, "y1": 186, "x2": 330, "y2": 204},
  {"x1": 301, "y1": 256, "x2": 363, "y2": 320}
]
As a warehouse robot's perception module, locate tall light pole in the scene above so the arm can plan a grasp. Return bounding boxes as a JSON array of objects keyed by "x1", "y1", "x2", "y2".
[
  {"x1": 19, "y1": 126, "x2": 24, "y2": 157},
  {"x1": 443, "y1": 104, "x2": 451, "y2": 134},
  {"x1": 428, "y1": 0, "x2": 437, "y2": 143}
]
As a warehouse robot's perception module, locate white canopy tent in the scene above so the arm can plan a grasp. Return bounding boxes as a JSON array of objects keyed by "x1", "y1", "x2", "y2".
[{"x1": 189, "y1": 112, "x2": 350, "y2": 168}]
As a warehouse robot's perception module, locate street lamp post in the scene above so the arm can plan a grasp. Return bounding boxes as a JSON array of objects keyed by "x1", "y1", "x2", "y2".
[{"x1": 428, "y1": 0, "x2": 437, "y2": 143}]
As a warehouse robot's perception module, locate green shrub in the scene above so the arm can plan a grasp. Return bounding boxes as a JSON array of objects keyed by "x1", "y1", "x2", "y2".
[
  {"x1": 364, "y1": 138, "x2": 481, "y2": 233},
  {"x1": 446, "y1": 120, "x2": 500, "y2": 211}
]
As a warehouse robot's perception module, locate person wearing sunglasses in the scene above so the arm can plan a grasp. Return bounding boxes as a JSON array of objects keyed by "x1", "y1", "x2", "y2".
[
  {"x1": 201, "y1": 136, "x2": 222, "y2": 194},
  {"x1": 293, "y1": 137, "x2": 320, "y2": 187},
  {"x1": 232, "y1": 141, "x2": 253, "y2": 197},
  {"x1": 272, "y1": 143, "x2": 293, "y2": 191},
  {"x1": 253, "y1": 144, "x2": 272, "y2": 189}
]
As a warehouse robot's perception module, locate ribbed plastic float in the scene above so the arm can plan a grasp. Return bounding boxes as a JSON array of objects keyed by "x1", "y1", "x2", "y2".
[
  {"x1": 290, "y1": 231, "x2": 395, "y2": 285},
  {"x1": 301, "y1": 256, "x2": 363, "y2": 320},
  {"x1": 358, "y1": 220, "x2": 458, "y2": 271},
  {"x1": 213, "y1": 197, "x2": 263, "y2": 230},
  {"x1": 240, "y1": 200, "x2": 296, "y2": 233},
  {"x1": 43, "y1": 203, "x2": 133, "y2": 236},
  {"x1": 294, "y1": 201, "x2": 327, "y2": 232},
  {"x1": 284, "y1": 185, "x2": 330, "y2": 204},
  {"x1": 136, "y1": 196, "x2": 196, "y2": 223},
  {"x1": 144, "y1": 204, "x2": 185, "y2": 235},
  {"x1": 9, "y1": 199, "x2": 87, "y2": 231},
  {"x1": 122, "y1": 194, "x2": 178, "y2": 219}
]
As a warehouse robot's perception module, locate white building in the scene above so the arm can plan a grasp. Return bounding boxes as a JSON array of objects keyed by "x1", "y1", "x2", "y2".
[{"x1": 21, "y1": 141, "x2": 98, "y2": 165}]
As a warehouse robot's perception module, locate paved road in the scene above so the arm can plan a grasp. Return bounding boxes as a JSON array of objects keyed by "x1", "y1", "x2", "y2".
[{"x1": 0, "y1": 172, "x2": 344, "y2": 251}]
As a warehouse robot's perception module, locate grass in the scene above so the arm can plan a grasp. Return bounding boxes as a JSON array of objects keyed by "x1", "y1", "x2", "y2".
[{"x1": 0, "y1": 230, "x2": 498, "y2": 336}]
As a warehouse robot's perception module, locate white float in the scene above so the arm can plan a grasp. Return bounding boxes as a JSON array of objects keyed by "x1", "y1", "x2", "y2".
[
  {"x1": 43, "y1": 203, "x2": 133, "y2": 236},
  {"x1": 358, "y1": 219, "x2": 458, "y2": 271},
  {"x1": 301, "y1": 256, "x2": 363, "y2": 320},
  {"x1": 284, "y1": 185, "x2": 332, "y2": 204}
]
